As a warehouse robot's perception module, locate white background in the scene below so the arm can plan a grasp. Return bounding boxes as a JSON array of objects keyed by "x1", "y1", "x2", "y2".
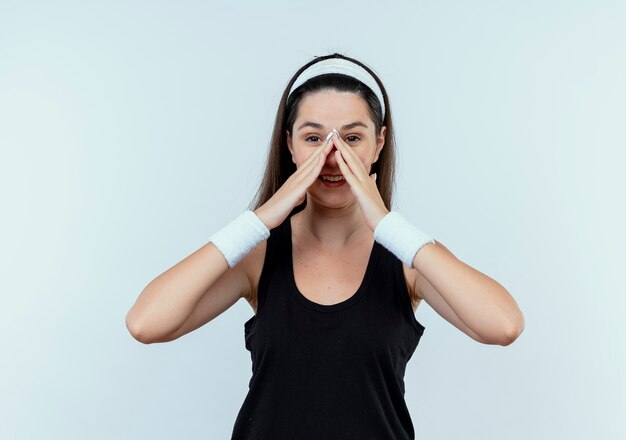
[{"x1": 1, "y1": 0, "x2": 624, "y2": 438}]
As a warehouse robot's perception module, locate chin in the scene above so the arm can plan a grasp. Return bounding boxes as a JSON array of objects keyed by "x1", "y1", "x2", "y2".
[{"x1": 308, "y1": 190, "x2": 354, "y2": 209}]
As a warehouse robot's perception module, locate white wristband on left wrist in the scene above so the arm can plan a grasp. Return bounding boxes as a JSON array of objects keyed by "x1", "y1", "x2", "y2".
[{"x1": 373, "y1": 211, "x2": 435, "y2": 269}]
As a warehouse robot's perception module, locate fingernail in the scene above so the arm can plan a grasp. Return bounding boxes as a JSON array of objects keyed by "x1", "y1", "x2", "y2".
[
  {"x1": 333, "y1": 128, "x2": 340, "y2": 138},
  {"x1": 325, "y1": 131, "x2": 333, "y2": 144}
]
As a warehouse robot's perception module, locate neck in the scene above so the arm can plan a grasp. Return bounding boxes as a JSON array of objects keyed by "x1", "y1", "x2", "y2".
[{"x1": 295, "y1": 197, "x2": 369, "y2": 249}]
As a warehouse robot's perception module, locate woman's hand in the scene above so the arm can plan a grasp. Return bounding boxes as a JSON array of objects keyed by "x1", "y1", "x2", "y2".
[
  {"x1": 254, "y1": 132, "x2": 336, "y2": 230},
  {"x1": 330, "y1": 128, "x2": 389, "y2": 232}
]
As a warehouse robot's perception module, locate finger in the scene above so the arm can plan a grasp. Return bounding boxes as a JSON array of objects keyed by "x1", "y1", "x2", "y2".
[
  {"x1": 309, "y1": 132, "x2": 337, "y2": 170},
  {"x1": 302, "y1": 148, "x2": 329, "y2": 184},
  {"x1": 311, "y1": 133, "x2": 339, "y2": 179},
  {"x1": 299, "y1": 131, "x2": 334, "y2": 169},
  {"x1": 332, "y1": 128, "x2": 368, "y2": 177},
  {"x1": 321, "y1": 131, "x2": 336, "y2": 157},
  {"x1": 297, "y1": 145, "x2": 326, "y2": 174},
  {"x1": 318, "y1": 130, "x2": 334, "y2": 152},
  {"x1": 332, "y1": 129, "x2": 368, "y2": 180},
  {"x1": 334, "y1": 148, "x2": 357, "y2": 187},
  {"x1": 332, "y1": 129, "x2": 357, "y2": 159},
  {"x1": 301, "y1": 147, "x2": 322, "y2": 169},
  {"x1": 295, "y1": 149, "x2": 323, "y2": 179}
]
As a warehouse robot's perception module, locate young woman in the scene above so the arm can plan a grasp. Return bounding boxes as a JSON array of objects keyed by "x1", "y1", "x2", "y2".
[{"x1": 126, "y1": 52, "x2": 525, "y2": 439}]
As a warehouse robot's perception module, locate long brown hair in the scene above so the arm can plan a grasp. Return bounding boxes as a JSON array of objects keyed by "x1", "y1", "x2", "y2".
[{"x1": 248, "y1": 52, "x2": 397, "y2": 219}]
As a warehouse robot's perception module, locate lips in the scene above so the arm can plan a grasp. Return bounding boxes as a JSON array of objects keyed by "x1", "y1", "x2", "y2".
[
  {"x1": 319, "y1": 175, "x2": 347, "y2": 187},
  {"x1": 319, "y1": 175, "x2": 345, "y2": 181}
]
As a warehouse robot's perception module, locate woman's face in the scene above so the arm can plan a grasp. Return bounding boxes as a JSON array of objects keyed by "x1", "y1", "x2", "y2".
[{"x1": 286, "y1": 89, "x2": 386, "y2": 205}]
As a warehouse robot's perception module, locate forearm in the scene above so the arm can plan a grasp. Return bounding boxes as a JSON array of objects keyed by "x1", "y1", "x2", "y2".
[
  {"x1": 125, "y1": 241, "x2": 229, "y2": 343},
  {"x1": 413, "y1": 243, "x2": 525, "y2": 343}
]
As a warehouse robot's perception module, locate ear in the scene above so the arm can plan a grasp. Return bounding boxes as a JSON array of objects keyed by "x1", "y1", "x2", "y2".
[
  {"x1": 372, "y1": 125, "x2": 386, "y2": 163},
  {"x1": 286, "y1": 129, "x2": 296, "y2": 164}
]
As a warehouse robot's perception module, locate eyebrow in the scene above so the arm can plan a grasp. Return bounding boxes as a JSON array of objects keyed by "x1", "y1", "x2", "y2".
[{"x1": 296, "y1": 121, "x2": 369, "y2": 132}]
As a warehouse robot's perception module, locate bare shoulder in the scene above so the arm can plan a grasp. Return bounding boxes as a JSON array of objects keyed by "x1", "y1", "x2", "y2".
[
  {"x1": 402, "y1": 263, "x2": 422, "y2": 313},
  {"x1": 239, "y1": 238, "x2": 267, "y2": 314}
]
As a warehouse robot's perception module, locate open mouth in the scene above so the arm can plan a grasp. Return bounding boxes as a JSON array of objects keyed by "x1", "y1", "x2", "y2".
[
  {"x1": 319, "y1": 175, "x2": 345, "y2": 182},
  {"x1": 319, "y1": 175, "x2": 347, "y2": 186}
]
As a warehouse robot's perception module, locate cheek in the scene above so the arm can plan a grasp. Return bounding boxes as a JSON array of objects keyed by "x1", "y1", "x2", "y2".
[
  {"x1": 356, "y1": 151, "x2": 370, "y2": 166},
  {"x1": 291, "y1": 145, "x2": 304, "y2": 163},
  {"x1": 298, "y1": 151, "x2": 315, "y2": 165}
]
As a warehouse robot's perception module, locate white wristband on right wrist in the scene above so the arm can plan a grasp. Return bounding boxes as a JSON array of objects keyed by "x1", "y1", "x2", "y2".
[
  {"x1": 208, "y1": 210, "x2": 270, "y2": 268},
  {"x1": 373, "y1": 211, "x2": 435, "y2": 269}
]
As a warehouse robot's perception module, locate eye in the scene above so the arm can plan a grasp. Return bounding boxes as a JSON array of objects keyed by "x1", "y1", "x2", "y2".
[
  {"x1": 346, "y1": 135, "x2": 360, "y2": 142},
  {"x1": 305, "y1": 135, "x2": 322, "y2": 143}
]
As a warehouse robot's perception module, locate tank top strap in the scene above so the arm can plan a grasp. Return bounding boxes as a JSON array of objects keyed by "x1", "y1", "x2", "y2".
[
  {"x1": 391, "y1": 254, "x2": 426, "y2": 337},
  {"x1": 243, "y1": 217, "x2": 289, "y2": 350},
  {"x1": 255, "y1": 218, "x2": 287, "y2": 311}
]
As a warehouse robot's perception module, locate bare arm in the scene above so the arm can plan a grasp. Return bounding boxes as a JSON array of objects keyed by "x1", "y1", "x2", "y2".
[
  {"x1": 413, "y1": 240, "x2": 525, "y2": 346},
  {"x1": 125, "y1": 239, "x2": 251, "y2": 344},
  {"x1": 125, "y1": 137, "x2": 337, "y2": 344}
]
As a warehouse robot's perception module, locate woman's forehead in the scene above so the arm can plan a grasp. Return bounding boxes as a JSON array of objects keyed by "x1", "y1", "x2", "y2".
[{"x1": 296, "y1": 91, "x2": 371, "y2": 128}]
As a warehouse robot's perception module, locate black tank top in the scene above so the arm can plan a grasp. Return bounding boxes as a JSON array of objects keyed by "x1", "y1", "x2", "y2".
[{"x1": 231, "y1": 214, "x2": 426, "y2": 439}]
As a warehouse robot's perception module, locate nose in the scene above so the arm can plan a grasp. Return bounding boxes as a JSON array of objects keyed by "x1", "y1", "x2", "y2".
[{"x1": 324, "y1": 146, "x2": 339, "y2": 166}]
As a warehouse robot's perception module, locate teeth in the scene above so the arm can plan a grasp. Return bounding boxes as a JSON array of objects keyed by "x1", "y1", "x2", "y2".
[{"x1": 321, "y1": 175, "x2": 344, "y2": 182}]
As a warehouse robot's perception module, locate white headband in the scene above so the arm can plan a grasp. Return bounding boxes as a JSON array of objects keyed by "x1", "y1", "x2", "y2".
[{"x1": 287, "y1": 58, "x2": 386, "y2": 120}]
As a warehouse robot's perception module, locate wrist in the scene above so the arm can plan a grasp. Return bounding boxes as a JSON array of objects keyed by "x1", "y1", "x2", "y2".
[
  {"x1": 373, "y1": 211, "x2": 435, "y2": 269},
  {"x1": 209, "y1": 210, "x2": 270, "y2": 268}
]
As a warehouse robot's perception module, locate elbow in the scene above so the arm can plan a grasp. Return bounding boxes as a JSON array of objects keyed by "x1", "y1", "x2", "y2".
[
  {"x1": 498, "y1": 313, "x2": 525, "y2": 346},
  {"x1": 477, "y1": 311, "x2": 525, "y2": 346},
  {"x1": 125, "y1": 312, "x2": 155, "y2": 345}
]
